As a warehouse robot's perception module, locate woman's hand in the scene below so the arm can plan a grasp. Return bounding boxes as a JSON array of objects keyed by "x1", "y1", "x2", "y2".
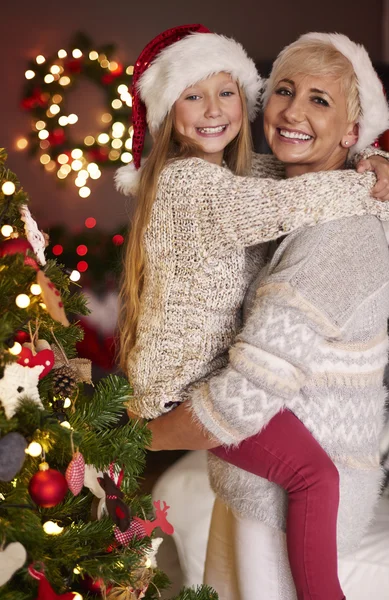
[
  {"x1": 146, "y1": 402, "x2": 219, "y2": 451},
  {"x1": 357, "y1": 155, "x2": 389, "y2": 200}
]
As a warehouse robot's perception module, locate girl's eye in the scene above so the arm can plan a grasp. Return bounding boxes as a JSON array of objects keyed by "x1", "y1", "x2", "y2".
[
  {"x1": 312, "y1": 96, "x2": 330, "y2": 107},
  {"x1": 220, "y1": 90, "x2": 234, "y2": 97},
  {"x1": 186, "y1": 94, "x2": 201, "y2": 101},
  {"x1": 275, "y1": 87, "x2": 292, "y2": 97}
]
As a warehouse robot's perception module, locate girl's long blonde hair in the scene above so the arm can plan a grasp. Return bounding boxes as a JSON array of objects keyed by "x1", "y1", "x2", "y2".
[{"x1": 118, "y1": 84, "x2": 253, "y2": 373}]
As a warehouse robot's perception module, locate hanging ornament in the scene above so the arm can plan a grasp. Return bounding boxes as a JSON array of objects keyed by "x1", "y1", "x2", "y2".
[
  {"x1": 65, "y1": 451, "x2": 85, "y2": 496},
  {"x1": 28, "y1": 565, "x2": 78, "y2": 599},
  {"x1": 97, "y1": 469, "x2": 131, "y2": 532},
  {"x1": 0, "y1": 432, "x2": 27, "y2": 481},
  {"x1": 52, "y1": 342, "x2": 92, "y2": 392},
  {"x1": 0, "y1": 237, "x2": 39, "y2": 270},
  {"x1": 17, "y1": 340, "x2": 55, "y2": 380},
  {"x1": 0, "y1": 362, "x2": 44, "y2": 419},
  {"x1": 19, "y1": 204, "x2": 47, "y2": 266},
  {"x1": 84, "y1": 464, "x2": 106, "y2": 519},
  {"x1": 36, "y1": 270, "x2": 69, "y2": 327},
  {"x1": 29, "y1": 461, "x2": 68, "y2": 507},
  {"x1": 133, "y1": 500, "x2": 174, "y2": 537},
  {"x1": 53, "y1": 366, "x2": 78, "y2": 399},
  {"x1": 0, "y1": 541, "x2": 27, "y2": 586},
  {"x1": 114, "y1": 518, "x2": 146, "y2": 547},
  {"x1": 80, "y1": 574, "x2": 112, "y2": 595}
]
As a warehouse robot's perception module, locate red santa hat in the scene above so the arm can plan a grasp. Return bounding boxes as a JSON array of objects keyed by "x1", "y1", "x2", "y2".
[
  {"x1": 263, "y1": 32, "x2": 389, "y2": 157},
  {"x1": 115, "y1": 24, "x2": 262, "y2": 195}
]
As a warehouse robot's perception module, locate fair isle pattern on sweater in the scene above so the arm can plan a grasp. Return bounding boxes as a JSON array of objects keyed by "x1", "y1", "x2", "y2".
[
  {"x1": 127, "y1": 153, "x2": 389, "y2": 419},
  {"x1": 190, "y1": 215, "x2": 389, "y2": 553}
]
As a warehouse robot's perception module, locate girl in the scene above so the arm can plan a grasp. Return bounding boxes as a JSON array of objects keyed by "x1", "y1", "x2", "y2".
[{"x1": 116, "y1": 25, "x2": 389, "y2": 600}]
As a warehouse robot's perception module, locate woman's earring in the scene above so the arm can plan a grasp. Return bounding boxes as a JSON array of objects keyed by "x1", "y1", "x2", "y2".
[{"x1": 344, "y1": 140, "x2": 349, "y2": 146}]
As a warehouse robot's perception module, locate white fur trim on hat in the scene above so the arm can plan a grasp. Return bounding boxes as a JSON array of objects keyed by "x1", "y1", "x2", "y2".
[
  {"x1": 266, "y1": 33, "x2": 389, "y2": 156},
  {"x1": 138, "y1": 32, "x2": 262, "y2": 134},
  {"x1": 115, "y1": 162, "x2": 141, "y2": 197}
]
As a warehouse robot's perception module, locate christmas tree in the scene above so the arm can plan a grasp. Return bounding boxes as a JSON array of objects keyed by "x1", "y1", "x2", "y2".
[{"x1": 0, "y1": 148, "x2": 218, "y2": 600}]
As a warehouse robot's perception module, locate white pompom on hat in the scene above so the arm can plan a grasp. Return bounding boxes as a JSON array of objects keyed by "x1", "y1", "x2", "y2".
[
  {"x1": 115, "y1": 23, "x2": 262, "y2": 196},
  {"x1": 263, "y1": 32, "x2": 389, "y2": 157}
]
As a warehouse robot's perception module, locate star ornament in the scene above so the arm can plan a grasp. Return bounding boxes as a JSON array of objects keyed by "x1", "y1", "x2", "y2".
[{"x1": 0, "y1": 362, "x2": 44, "y2": 419}]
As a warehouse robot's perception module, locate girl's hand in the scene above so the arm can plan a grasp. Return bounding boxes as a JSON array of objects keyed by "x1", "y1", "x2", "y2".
[{"x1": 357, "y1": 156, "x2": 389, "y2": 200}]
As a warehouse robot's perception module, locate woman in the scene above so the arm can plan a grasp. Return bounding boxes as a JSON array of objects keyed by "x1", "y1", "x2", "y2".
[
  {"x1": 117, "y1": 25, "x2": 389, "y2": 600},
  {"x1": 145, "y1": 33, "x2": 389, "y2": 600}
]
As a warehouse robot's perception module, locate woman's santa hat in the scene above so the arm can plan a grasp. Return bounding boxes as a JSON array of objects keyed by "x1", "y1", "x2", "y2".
[
  {"x1": 115, "y1": 24, "x2": 262, "y2": 195},
  {"x1": 263, "y1": 32, "x2": 389, "y2": 157}
]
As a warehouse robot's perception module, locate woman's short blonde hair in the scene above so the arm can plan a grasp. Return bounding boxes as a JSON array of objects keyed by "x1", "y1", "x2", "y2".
[{"x1": 263, "y1": 39, "x2": 360, "y2": 123}]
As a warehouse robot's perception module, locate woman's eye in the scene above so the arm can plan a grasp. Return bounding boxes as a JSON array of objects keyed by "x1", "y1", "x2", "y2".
[
  {"x1": 312, "y1": 96, "x2": 329, "y2": 107},
  {"x1": 275, "y1": 87, "x2": 292, "y2": 97}
]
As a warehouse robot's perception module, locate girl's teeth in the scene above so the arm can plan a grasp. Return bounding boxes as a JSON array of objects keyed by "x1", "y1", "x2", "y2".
[
  {"x1": 280, "y1": 129, "x2": 312, "y2": 140},
  {"x1": 198, "y1": 126, "x2": 226, "y2": 133}
]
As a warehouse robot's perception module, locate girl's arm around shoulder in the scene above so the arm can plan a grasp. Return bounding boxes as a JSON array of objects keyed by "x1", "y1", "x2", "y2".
[{"x1": 160, "y1": 158, "x2": 389, "y2": 256}]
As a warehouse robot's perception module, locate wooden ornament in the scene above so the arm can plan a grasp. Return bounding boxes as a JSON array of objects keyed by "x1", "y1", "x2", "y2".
[{"x1": 36, "y1": 271, "x2": 69, "y2": 327}]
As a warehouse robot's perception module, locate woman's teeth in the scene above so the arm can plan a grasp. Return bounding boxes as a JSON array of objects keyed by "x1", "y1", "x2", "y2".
[
  {"x1": 197, "y1": 125, "x2": 226, "y2": 134},
  {"x1": 279, "y1": 129, "x2": 312, "y2": 140}
]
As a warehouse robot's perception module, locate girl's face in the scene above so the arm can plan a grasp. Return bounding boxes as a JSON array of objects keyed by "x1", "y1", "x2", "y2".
[
  {"x1": 264, "y1": 72, "x2": 358, "y2": 177},
  {"x1": 173, "y1": 72, "x2": 243, "y2": 166}
]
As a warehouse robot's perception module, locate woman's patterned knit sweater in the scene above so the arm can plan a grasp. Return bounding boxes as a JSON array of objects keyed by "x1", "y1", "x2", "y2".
[
  {"x1": 190, "y1": 215, "x2": 389, "y2": 553},
  {"x1": 127, "y1": 153, "x2": 389, "y2": 421}
]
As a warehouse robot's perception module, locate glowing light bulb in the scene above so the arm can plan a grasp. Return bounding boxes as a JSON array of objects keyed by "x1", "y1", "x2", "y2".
[
  {"x1": 63, "y1": 398, "x2": 72, "y2": 409},
  {"x1": 71, "y1": 160, "x2": 83, "y2": 171},
  {"x1": 73, "y1": 566, "x2": 82, "y2": 575},
  {"x1": 44, "y1": 74, "x2": 55, "y2": 84},
  {"x1": 72, "y1": 48, "x2": 82, "y2": 59},
  {"x1": 126, "y1": 65, "x2": 134, "y2": 75},
  {"x1": 120, "y1": 152, "x2": 132, "y2": 164},
  {"x1": 89, "y1": 170, "x2": 101, "y2": 179},
  {"x1": 101, "y1": 113, "x2": 112, "y2": 123},
  {"x1": 79, "y1": 187, "x2": 91, "y2": 198},
  {"x1": 125, "y1": 138, "x2": 133, "y2": 150},
  {"x1": 73, "y1": 593, "x2": 83, "y2": 600},
  {"x1": 69, "y1": 270, "x2": 81, "y2": 282},
  {"x1": 71, "y1": 148, "x2": 83, "y2": 159},
  {"x1": 52, "y1": 94, "x2": 63, "y2": 103},
  {"x1": 9, "y1": 342, "x2": 22, "y2": 356},
  {"x1": 57, "y1": 153, "x2": 69, "y2": 165},
  {"x1": 97, "y1": 133, "x2": 109, "y2": 144},
  {"x1": 49, "y1": 104, "x2": 60, "y2": 115},
  {"x1": 60, "y1": 421, "x2": 71, "y2": 429},
  {"x1": 40, "y1": 154, "x2": 51, "y2": 165},
  {"x1": 89, "y1": 50, "x2": 98, "y2": 60},
  {"x1": 2, "y1": 181, "x2": 16, "y2": 196},
  {"x1": 58, "y1": 49, "x2": 67, "y2": 59},
  {"x1": 30, "y1": 284, "x2": 42, "y2": 295},
  {"x1": 25, "y1": 70, "x2": 35, "y2": 79},
  {"x1": 15, "y1": 294, "x2": 30, "y2": 308},
  {"x1": 111, "y1": 99, "x2": 122, "y2": 110},
  {"x1": 35, "y1": 120, "x2": 46, "y2": 130},
  {"x1": 36, "y1": 55, "x2": 46, "y2": 64},
  {"x1": 84, "y1": 136, "x2": 95, "y2": 146},
  {"x1": 100, "y1": 59, "x2": 109, "y2": 69},
  {"x1": 50, "y1": 65, "x2": 61, "y2": 75},
  {"x1": 117, "y1": 84, "x2": 128, "y2": 94},
  {"x1": 1, "y1": 224, "x2": 13, "y2": 237},
  {"x1": 111, "y1": 139, "x2": 122, "y2": 149},
  {"x1": 87, "y1": 162, "x2": 98, "y2": 173},
  {"x1": 43, "y1": 521, "x2": 64, "y2": 535},
  {"x1": 67, "y1": 113, "x2": 78, "y2": 125},
  {"x1": 38, "y1": 130, "x2": 49, "y2": 140},
  {"x1": 58, "y1": 116, "x2": 68, "y2": 126},
  {"x1": 16, "y1": 138, "x2": 28, "y2": 150},
  {"x1": 59, "y1": 76, "x2": 71, "y2": 86},
  {"x1": 25, "y1": 441, "x2": 42, "y2": 457}
]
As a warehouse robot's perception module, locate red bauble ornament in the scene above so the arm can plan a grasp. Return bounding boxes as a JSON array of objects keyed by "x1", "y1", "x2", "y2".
[
  {"x1": 80, "y1": 574, "x2": 112, "y2": 595},
  {"x1": 29, "y1": 565, "x2": 76, "y2": 599},
  {"x1": 29, "y1": 463, "x2": 68, "y2": 507},
  {"x1": 65, "y1": 451, "x2": 85, "y2": 495},
  {"x1": 15, "y1": 330, "x2": 30, "y2": 344},
  {"x1": 0, "y1": 238, "x2": 39, "y2": 270}
]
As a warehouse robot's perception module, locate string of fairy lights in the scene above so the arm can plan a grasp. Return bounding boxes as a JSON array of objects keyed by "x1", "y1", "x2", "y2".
[{"x1": 17, "y1": 35, "x2": 134, "y2": 199}]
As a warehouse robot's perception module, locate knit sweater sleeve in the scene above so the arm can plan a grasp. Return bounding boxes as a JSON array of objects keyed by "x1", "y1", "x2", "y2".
[
  {"x1": 162, "y1": 158, "x2": 389, "y2": 255},
  {"x1": 189, "y1": 286, "x2": 327, "y2": 446}
]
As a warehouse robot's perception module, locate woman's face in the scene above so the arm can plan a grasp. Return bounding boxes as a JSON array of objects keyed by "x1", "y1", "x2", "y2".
[
  {"x1": 173, "y1": 72, "x2": 243, "y2": 166},
  {"x1": 264, "y1": 73, "x2": 357, "y2": 177}
]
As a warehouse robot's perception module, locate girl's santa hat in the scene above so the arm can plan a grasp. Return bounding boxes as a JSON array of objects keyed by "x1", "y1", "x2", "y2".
[
  {"x1": 263, "y1": 32, "x2": 389, "y2": 157},
  {"x1": 115, "y1": 24, "x2": 262, "y2": 196}
]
